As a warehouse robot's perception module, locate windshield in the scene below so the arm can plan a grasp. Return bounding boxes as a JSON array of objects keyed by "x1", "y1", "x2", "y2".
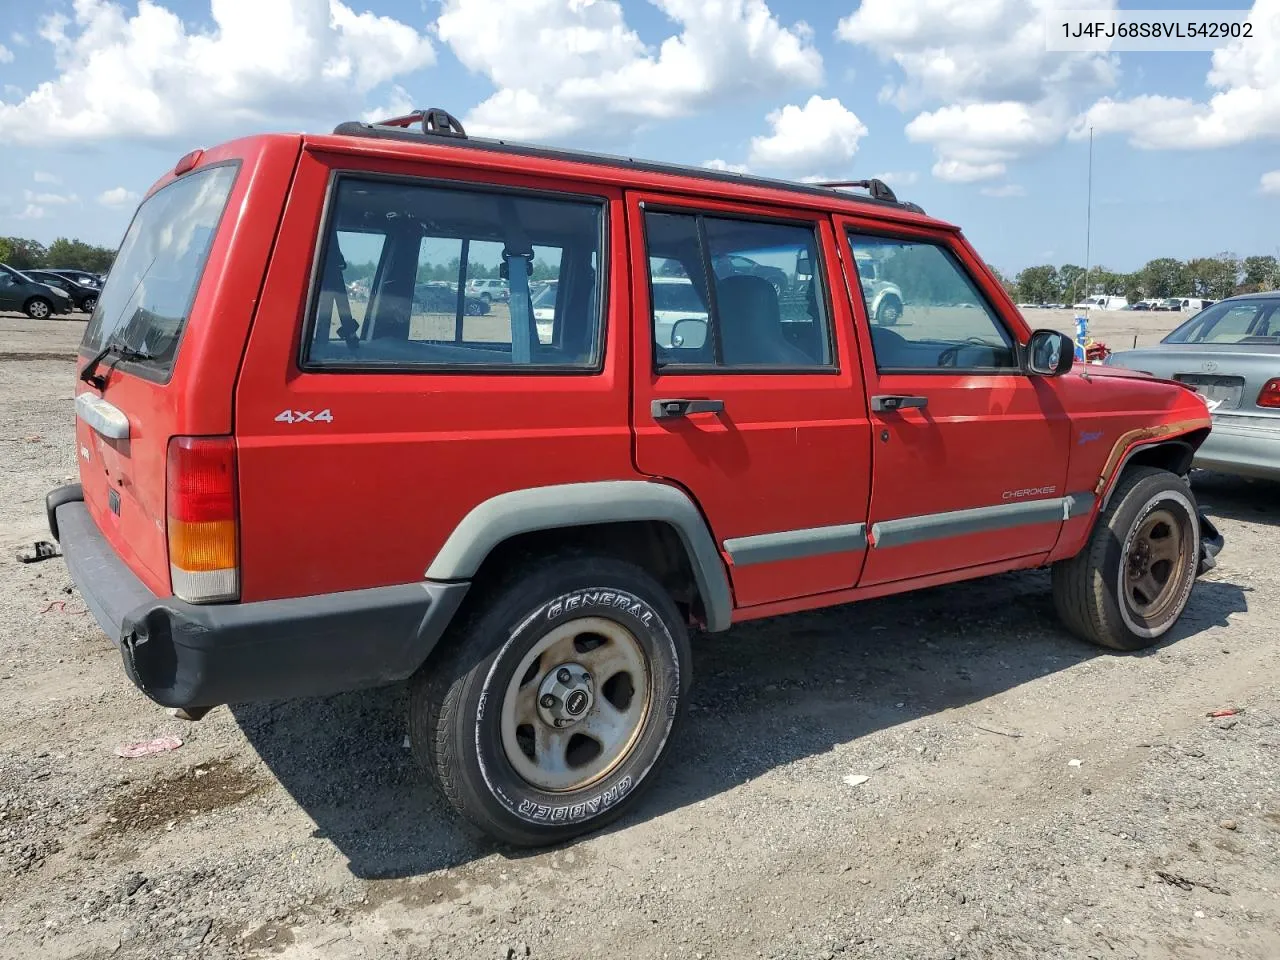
[
  {"x1": 532, "y1": 284, "x2": 557, "y2": 308},
  {"x1": 1163, "y1": 299, "x2": 1280, "y2": 344},
  {"x1": 82, "y1": 164, "x2": 238, "y2": 375}
]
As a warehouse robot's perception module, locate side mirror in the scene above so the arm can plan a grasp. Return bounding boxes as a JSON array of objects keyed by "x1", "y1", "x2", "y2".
[
  {"x1": 670, "y1": 317, "x2": 708, "y2": 349},
  {"x1": 1026, "y1": 329, "x2": 1074, "y2": 377}
]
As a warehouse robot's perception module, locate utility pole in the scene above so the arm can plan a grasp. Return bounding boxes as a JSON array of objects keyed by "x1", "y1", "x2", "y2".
[{"x1": 1084, "y1": 126, "x2": 1093, "y2": 297}]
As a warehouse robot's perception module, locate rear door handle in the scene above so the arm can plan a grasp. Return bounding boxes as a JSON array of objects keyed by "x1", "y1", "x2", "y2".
[
  {"x1": 870, "y1": 395, "x2": 928, "y2": 412},
  {"x1": 652, "y1": 398, "x2": 725, "y2": 420}
]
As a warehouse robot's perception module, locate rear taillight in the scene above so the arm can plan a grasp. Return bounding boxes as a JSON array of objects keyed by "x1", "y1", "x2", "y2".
[
  {"x1": 1258, "y1": 378, "x2": 1280, "y2": 409},
  {"x1": 166, "y1": 436, "x2": 239, "y2": 603}
]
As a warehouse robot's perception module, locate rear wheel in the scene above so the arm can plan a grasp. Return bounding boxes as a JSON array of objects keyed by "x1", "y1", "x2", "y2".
[
  {"x1": 1052, "y1": 466, "x2": 1200, "y2": 651},
  {"x1": 24, "y1": 298, "x2": 52, "y2": 320},
  {"x1": 81, "y1": 296, "x2": 97, "y2": 313},
  {"x1": 411, "y1": 554, "x2": 691, "y2": 846}
]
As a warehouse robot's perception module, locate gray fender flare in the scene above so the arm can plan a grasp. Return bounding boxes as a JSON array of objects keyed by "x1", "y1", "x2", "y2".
[{"x1": 424, "y1": 481, "x2": 733, "y2": 632}]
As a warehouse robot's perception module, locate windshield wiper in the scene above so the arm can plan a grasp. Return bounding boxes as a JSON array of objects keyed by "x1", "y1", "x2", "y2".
[{"x1": 79, "y1": 339, "x2": 154, "y2": 390}]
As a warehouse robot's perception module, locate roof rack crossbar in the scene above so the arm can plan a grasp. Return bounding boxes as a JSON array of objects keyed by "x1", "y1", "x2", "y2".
[
  {"x1": 815, "y1": 179, "x2": 898, "y2": 204},
  {"x1": 369, "y1": 107, "x2": 467, "y2": 139}
]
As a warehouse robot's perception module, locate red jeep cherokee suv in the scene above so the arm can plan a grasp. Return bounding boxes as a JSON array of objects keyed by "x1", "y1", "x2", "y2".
[{"x1": 48, "y1": 109, "x2": 1221, "y2": 846}]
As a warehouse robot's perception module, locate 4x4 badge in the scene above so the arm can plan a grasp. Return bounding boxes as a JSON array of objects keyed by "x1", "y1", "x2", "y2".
[{"x1": 274, "y1": 409, "x2": 333, "y2": 424}]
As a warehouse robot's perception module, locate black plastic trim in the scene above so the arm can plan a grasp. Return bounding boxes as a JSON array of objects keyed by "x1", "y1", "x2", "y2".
[
  {"x1": 45, "y1": 482, "x2": 84, "y2": 542},
  {"x1": 55, "y1": 500, "x2": 469, "y2": 709}
]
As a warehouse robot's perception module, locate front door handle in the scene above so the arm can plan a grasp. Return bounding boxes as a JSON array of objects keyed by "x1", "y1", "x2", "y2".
[
  {"x1": 652, "y1": 398, "x2": 725, "y2": 420},
  {"x1": 870, "y1": 395, "x2": 928, "y2": 412}
]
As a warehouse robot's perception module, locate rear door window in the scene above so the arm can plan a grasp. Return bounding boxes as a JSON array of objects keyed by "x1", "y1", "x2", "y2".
[
  {"x1": 82, "y1": 164, "x2": 239, "y2": 377},
  {"x1": 304, "y1": 177, "x2": 605, "y2": 370}
]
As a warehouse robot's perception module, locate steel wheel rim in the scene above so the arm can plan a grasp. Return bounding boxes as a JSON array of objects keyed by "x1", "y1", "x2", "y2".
[
  {"x1": 500, "y1": 616, "x2": 651, "y2": 793},
  {"x1": 1124, "y1": 507, "x2": 1187, "y2": 620},
  {"x1": 879, "y1": 302, "x2": 899, "y2": 324}
]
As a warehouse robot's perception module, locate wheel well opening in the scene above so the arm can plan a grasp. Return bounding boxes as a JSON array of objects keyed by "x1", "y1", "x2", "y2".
[
  {"x1": 1122, "y1": 432, "x2": 1207, "y2": 479},
  {"x1": 471, "y1": 521, "x2": 703, "y2": 626}
]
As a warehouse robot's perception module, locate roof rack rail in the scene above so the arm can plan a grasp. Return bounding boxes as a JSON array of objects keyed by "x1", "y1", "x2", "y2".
[
  {"x1": 330, "y1": 110, "x2": 925, "y2": 215},
  {"x1": 367, "y1": 107, "x2": 467, "y2": 139},
  {"x1": 815, "y1": 179, "x2": 898, "y2": 204}
]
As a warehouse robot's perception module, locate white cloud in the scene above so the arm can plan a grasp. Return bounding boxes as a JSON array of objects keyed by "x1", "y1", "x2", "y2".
[
  {"x1": 33, "y1": 171, "x2": 61, "y2": 184},
  {"x1": 870, "y1": 170, "x2": 918, "y2": 186},
  {"x1": 11, "y1": 33, "x2": 29, "y2": 46},
  {"x1": 1074, "y1": 0, "x2": 1280, "y2": 149},
  {"x1": 24, "y1": 189, "x2": 77, "y2": 205},
  {"x1": 16, "y1": 204, "x2": 46, "y2": 220},
  {"x1": 1263, "y1": 170, "x2": 1280, "y2": 194},
  {"x1": 436, "y1": 0, "x2": 823, "y2": 141},
  {"x1": 931, "y1": 159, "x2": 1006, "y2": 183},
  {"x1": 704, "y1": 159, "x2": 750, "y2": 173},
  {"x1": 906, "y1": 100, "x2": 1068, "y2": 182},
  {"x1": 837, "y1": 0, "x2": 1118, "y2": 180},
  {"x1": 0, "y1": 43, "x2": 13, "y2": 64},
  {"x1": 980, "y1": 183, "x2": 1026, "y2": 197},
  {"x1": 747, "y1": 95, "x2": 867, "y2": 175},
  {"x1": 0, "y1": 0, "x2": 435, "y2": 145},
  {"x1": 98, "y1": 186, "x2": 140, "y2": 206}
]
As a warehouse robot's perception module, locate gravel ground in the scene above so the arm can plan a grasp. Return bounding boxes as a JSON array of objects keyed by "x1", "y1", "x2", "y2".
[{"x1": 0, "y1": 310, "x2": 1277, "y2": 960}]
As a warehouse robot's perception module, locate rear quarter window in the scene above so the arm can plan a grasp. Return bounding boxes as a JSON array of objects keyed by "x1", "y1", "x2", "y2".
[
  {"x1": 82, "y1": 164, "x2": 239, "y2": 377},
  {"x1": 303, "y1": 176, "x2": 605, "y2": 371}
]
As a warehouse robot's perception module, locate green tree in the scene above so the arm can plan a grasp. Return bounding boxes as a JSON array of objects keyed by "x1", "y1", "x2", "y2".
[
  {"x1": 1139, "y1": 257, "x2": 1185, "y2": 299},
  {"x1": 1058, "y1": 264, "x2": 1085, "y2": 303},
  {"x1": 1122, "y1": 274, "x2": 1144, "y2": 304},
  {"x1": 45, "y1": 237, "x2": 116, "y2": 273},
  {"x1": 1185, "y1": 254, "x2": 1239, "y2": 300},
  {"x1": 1241, "y1": 255, "x2": 1279, "y2": 292},
  {"x1": 1014, "y1": 264, "x2": 1059, "y2": 303},
  {"x1": 1, "y1": 237, "x2": 48, "y2": 270}
]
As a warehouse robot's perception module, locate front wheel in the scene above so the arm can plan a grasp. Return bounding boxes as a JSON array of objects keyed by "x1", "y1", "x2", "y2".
[
  {"x1": 80, "y1": 296, "x2": 97, "y2": 313},
  {"x1": 874, "y1": 296, "x2": 901, "y2": 326},
  {"x1": 411, "y1": 554, "x2": 691, "y2": 846},
  {"x1": 1052, "y1": 466, "x2": 1201, "y2": 651},
  {"x1": 24, "y1": 298, "x2": 52, "y2": 320}
]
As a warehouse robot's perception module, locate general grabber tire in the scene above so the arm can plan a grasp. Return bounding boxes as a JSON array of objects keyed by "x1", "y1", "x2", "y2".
[
  {"x1": 409, "y1": 554, "x2": 691, "y2": 847},
  {"x1": 1052, "y1": 466, "x2": 1200, "y2": 651}
]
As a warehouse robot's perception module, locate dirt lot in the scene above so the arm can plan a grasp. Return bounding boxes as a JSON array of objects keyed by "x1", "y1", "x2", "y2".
[{"x1": 1, "y1": 309, "x2": 1277, "y2": 960}]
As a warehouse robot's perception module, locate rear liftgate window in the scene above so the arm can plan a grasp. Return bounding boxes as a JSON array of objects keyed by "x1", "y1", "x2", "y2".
[
  {"x1": 305, "y1": 178, "x2": 605, "y2": 370},
  {"x1": 82, "y1": 164, "x2": 239, "y2": 378}
]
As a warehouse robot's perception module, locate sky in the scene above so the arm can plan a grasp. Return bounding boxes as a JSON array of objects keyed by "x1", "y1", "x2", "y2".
[{"x1": 2, "y1": 0, "x2": 1279, "y2": 276}]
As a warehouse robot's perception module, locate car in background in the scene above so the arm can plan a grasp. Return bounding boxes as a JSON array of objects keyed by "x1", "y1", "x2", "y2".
[
  {"x1": 532, "y1": 280, "x2": 558, "y2": 343},
  {"x1": 650, "y1": 276, "x2": 709, "y2": 348},
  {"x1": 1105, "y1": 292, "x2": 1280, "y2": 480},
  {"x1": 0, "y1": 263, "x2": 76, "y2": 319},
  {"x1": 711, "y1": 253, "x2": 789, "y2": 297},
  {"x1": 853, "y1": 254, "x2": 905, "y2": 325},
  {"x1": 465, "y1": 278, "x2": 509, "y2": 302},
  {"x1": 25, "y1": 269, "x2": 101, "y2": 313},
  {"x1": 414, "y1": 281, "x2": 490, "y2": 316},
  {"x1": 1073, "y1": 295, "x2": 1130, "y2": 311},
  {"x1": 46, "y1": 268, "x2": 105, "y2": 290}
]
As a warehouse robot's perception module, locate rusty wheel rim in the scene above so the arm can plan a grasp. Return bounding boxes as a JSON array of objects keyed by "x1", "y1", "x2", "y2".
[
  {"x1": 1124, "y1": 508, "x2": 1188, "y2": 621},
  {"x1": 500, "y1": 617, "x2": 651, "y2": 793}
]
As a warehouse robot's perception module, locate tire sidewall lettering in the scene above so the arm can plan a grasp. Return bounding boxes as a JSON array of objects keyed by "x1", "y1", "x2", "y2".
[{"x1": 474, "y1": 586, "x2": 681, "y2": 827}]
